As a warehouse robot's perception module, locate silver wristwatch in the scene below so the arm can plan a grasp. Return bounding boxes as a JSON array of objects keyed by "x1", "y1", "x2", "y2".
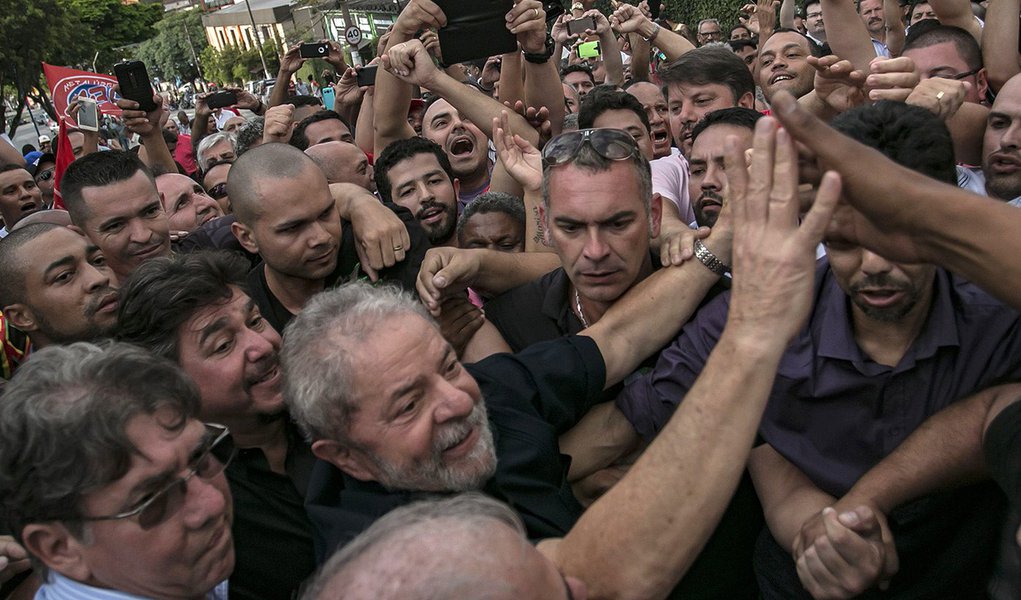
[{"x1": 694, "y1": 239, "x2": 730, "y2": 276}]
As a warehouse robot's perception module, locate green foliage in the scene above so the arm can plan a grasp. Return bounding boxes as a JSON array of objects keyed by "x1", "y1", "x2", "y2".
[
  {"x1": 200, "y1": 41, "x2": 280, "y2": 86},
  {"x1": 136, "y1": 8, "x2": 209, "y2": 83},
  {"x1": 0, "y1": 0, "x2": 89, "y2": 91},
  {"x1": 660, "y1": 0, "x2": 749, "y2": 30},
  {"x1": 67, "y1": 0, "x2": 164, "y2": 71}
]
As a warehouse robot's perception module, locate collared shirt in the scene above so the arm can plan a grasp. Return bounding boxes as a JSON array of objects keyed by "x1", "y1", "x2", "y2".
[
  {"x1": 618, "y1": 259, "x2": 1021, "y2": 495},
  {"x1": 36, "y1": 573, "x2": 228, "y2": 600}
]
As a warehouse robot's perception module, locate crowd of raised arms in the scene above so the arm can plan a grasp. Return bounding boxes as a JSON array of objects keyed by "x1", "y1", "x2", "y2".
[{"x1": 3, "y1": 0, "x2": 1021, "y2": 598}]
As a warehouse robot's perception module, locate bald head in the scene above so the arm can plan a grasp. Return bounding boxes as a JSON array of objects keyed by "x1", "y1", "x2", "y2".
[
  {"x1": 0, "y1": 223, "x2": 65, "y2": 307},
  {"x1": 227, "y1": 142, "x2": 328, "y2": 225},
  {"x1": 305, "y1": 141, "x2": 376, "y2": 192}
]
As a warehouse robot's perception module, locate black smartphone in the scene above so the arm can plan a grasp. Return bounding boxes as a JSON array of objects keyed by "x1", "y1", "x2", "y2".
[
  {"x1": 113, "y1": 61, "x2": 157, "y2": 113},
  {"x1": 649, "y1": 1, "x2": 661, "y2": 20},
  {"x1": 299, "y1": 42, "x2": 329, "y2": 58},
  {"x1": 567, "y1": 16, "x2": 596, "y2": 36},
  {"x1": 356, "y1": 65, "x2": 378, "y2": 87},
  {"x1": 437, "y1": 0, "x2": 517, "y2": 66},
  {"x1": 544, "y1": 1, "x2": 565, "y2": 26},
  {"x1": 206, "y1": 90, "x2": 237, "y2": 109}
]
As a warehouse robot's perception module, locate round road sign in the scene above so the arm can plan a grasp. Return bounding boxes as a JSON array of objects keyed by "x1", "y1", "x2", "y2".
[{"x1": 345, "y1": 26, "x2": 362, "y2": 46}]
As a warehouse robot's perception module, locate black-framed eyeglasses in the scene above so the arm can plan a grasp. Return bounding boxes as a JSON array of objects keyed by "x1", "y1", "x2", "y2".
[
  {"x1": 207, "y1": 183, "x2": 228, "y2": 200},
  {"x1": 35, "y1": 168, "x2": 54, "y2": 183},
  {"x1": 933, "y1": 67, "x2": 981, "y2": 81},
  {"x1": 542, "y1": 128, "x2": 640, "y2": 167},
  {"x1": 79, "y1": 423, "x2": 236, "y2": 530}
]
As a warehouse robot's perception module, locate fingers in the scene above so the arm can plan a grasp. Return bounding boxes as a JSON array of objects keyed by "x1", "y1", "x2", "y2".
[
  {"x1": 660, "y1": 224, "x2": 710, "y2": 266},
  {"x1": 769, "y1": 127, "x2": 799, "y2": 222},
  {"x1": 797, "y1": 171, "x2": 841, "y2": 247},
  {"x1": 745, "y1": 117, "x2": 779, "y2": 225},
  {"x1": 723, "y1": 134, "x2": 752, "y2": 227},
  {"x1": 769, "y1": 91, "x2": 851, "y2": 175}
]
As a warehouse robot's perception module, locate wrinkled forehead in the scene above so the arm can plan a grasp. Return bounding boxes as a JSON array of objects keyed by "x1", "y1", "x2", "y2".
[
  {"x1": 627, "y1": 82, "x2": 666, "y2": 107},
  {"x1": 424, "y1": 98, "x2": 459, "y2": 126},
  {"x1": 761, "y1": 31, "x2": 810, "y2": 56}
]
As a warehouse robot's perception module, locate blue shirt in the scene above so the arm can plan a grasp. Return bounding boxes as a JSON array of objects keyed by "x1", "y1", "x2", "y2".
[{"x1": 36, "y1": 573, "x2": 228, "y2": 600}]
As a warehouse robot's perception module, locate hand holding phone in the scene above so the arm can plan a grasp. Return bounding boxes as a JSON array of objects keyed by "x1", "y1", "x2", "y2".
[
  {"x1": 299, "y1": 42, "x2": 329, "y2": 58},
  {"x1": 578, "y1": 40, "x2": 601, "y2": 59},
  {"x1": 568, "y1": 16, "x2": 596, "y2": 36},
  {"x1": 205, "y1": 91, "x2": 238, "y2": 110},
  {"x1": 75, "y1": 97, "x2": 100, "y2": 132},
  {"x1": 114, "y1": 61, "x2": 158, "y2": 113},
  {"x1": 356, "y1": 66, "x2": 379, "y2": 87}
]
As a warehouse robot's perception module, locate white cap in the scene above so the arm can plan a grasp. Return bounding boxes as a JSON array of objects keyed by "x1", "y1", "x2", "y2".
[{"x1": 38, "y1": 134, "x2": 51, "y2": 143}]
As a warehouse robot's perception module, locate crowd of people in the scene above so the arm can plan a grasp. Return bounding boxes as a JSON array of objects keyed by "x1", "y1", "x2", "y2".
[{"x1": 1, "y1": 0, "x2": 1021, "y2": 598}]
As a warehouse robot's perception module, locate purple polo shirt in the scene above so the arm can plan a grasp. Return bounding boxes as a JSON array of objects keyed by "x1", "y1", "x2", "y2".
[{"x1": 617, "y1": 259, "x2": 1021, "y2": 497}]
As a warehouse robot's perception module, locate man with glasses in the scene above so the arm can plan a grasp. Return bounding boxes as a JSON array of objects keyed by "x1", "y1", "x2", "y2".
[
  {"x1": 0, "y1": 342, "x2": 235, "y2": 599},
  {"x1": 902, "y1": 22, "x2": 988, "y2": 105},
  {"x1": 697, "y1": 18, "x2": 724, "y2": 46},
  {"x1": 202, "y1": 159, "x2": 232, "y2": 214}
]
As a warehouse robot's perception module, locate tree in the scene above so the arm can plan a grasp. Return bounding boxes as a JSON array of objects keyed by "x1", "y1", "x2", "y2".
[
  {"x1": 136, "y1": 8, "x2": 209, "y2": 83},
  {"x1": 67, "y1": 0, "x2": 163, "y2": 71}
]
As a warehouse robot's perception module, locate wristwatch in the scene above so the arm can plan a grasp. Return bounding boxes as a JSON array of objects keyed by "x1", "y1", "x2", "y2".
[
  {"x1": 523, "y1": 34, "x2": 556, "y2": 64},
  {"x1": 694, "y1": 239, "x2": 731, "y2": 276}
]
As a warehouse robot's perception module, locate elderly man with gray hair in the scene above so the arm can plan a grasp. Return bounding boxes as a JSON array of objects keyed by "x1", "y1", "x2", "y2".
[{"x1": 0, "y1": 342, "x2": 236, "y2": 599}]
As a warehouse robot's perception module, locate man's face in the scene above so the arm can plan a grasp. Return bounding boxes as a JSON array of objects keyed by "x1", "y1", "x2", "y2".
[
  {"x1": 459, "y1": 211, "x2": 524, "y2": 252},
  {"x1": 689, "y1": 124, "x2": 754, "y2": 227},
  {"x1": 303, "y1": 118, "x2": 354, "y2": 147},
  {"x1": 156, "y1": 174, "x2": 224, "y2": 233},
  {"x1": 69, "y1": 132, "x2": 85, "y2": 159},
  {"x1": 309, "y1": 142, "x2": 376, "y2": 192},
  {"x1": 236, "y1": 166, "x2": 341, "y2": 281},
  {"x1": 34, "y1": 161, "x2": 56, "y2": 202},
  {"x1": 331, "y1": 313, "x2": 497, "y2": 493},
  {"x1": 758, "y1": 32, "x2": 816, "y2": 101},
  {"x1": 422, "y1": 99, "x2": 490, "y2": 179},
  {"x1": 545, "y1": 161, "x2": 660, "y2": 305},
  {"x1": 627, "y1": 82, "x2": 673, "y2": 159},
  {"x1": 202, "y1": 163, "x2": 232, "y2": 213},
  {"x1": 564, "y1": 71, "x2": 595, "y2": 97},
  {"x1": 697, "y1": 22, "x2": 723, "y2": 45},
  {"x1": 666, "y1": 82, "x2": 743, "y2": 154},
  {"x1": 222, "y1": 116, "x2": 246, "y2": 134},
  {"x1": 731, "y1": 27, "x2": 751, "y2": 41},
  {"x1": 177, "y1": 287, "x2": 285, "y2": 425},
  {"x1": 203, "y1": 140, "x2": 235, "y2": 170},
  {"x1": 735, "y1": 44, "x2": 758, "y2": 74},
  {"x1": 563, "y1": 83, "x2": 581, "y2": 114},
  {"x1": 69, "y1": 413, "x2": 234, "y2": 598},
  {"x1": 806, "y1": 4, "x2": 825, "y2": 36},
  {"x1": 9, "y1": 228, "x2": 119, "y2": 344},
  {"x1": 983, "y1": 77, "x2": 1021, "y2": 200},
  {"x1": 825, "y1": 243, "x2": 936, "y2": 322},
  {"x1": 910, "y1": 2, "x2": 936, "y2": 25},
  {"x1": 903, "y1": 41, "x2": 987, "y2": 104},
  {"x1": 164, "y1": 121, "x2": 179, "y2": 136},
  {"x1": 0, "y1": 168, "x2": 43, "y2": 229},
  {"x1": 39, "y1": 140, "x2": 52, "y2": 153},
  {"x1": 77, "y1": 170, "x2": 171, "y2": 280},
  {"x1": 388, "y1": 153, "x2": 459, "y2": 246},
  {"x1": 592, "y1": 110, "x2": 655, "y2": 161},
  {"x1": 859, "y1": 0, "x2": 885, "y2": 36}
]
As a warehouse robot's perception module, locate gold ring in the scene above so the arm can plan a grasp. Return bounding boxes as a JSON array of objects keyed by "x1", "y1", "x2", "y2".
[
  {"x1": 935, "y1": 90, "x2": 945, "y2": 101},
  {"x1": 393, "y1": 245, "x2": 404, "y2": 251},
  {"x1": 533, "y1": 7, "x2": 540, "y2": 17}
]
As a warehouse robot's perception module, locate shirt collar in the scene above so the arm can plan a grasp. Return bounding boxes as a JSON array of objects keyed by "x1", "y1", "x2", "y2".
[{"x1": 39, "y1": 572, "x2": 229, "y2": 600}]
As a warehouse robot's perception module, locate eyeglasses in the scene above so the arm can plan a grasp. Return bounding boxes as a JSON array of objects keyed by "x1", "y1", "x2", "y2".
[
  {"x1": 542, "y1": 128, "x2": 640, "y2": 167},
  {"x1": 35, "y1": 168, "x2": 54, "y2": 183},
  {"x1": 933, "y1": 67, "x2": 981, "y2": 81},
  {"x1": 207, "y1": 183, "x2": 228, "y2": 200},
  {"x1": 80, "y1": 423, "x2": 236, "y2": 530}
]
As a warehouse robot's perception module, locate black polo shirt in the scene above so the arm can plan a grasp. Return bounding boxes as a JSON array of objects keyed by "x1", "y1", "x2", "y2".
[
  {"x1": 305, "y1": 335, "x2": 606, "y2": 560},
  {"x1": 247, "y1": 203, "x2": 430, "y2": 333},
  {"x1": 227, "y1": 421, "x2": 317, "y2": 600}
]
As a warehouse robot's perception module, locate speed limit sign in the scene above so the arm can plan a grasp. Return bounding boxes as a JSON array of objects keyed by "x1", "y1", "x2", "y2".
[{"x1": 345, "y1": 26, "x2": 362, "y2": 46}]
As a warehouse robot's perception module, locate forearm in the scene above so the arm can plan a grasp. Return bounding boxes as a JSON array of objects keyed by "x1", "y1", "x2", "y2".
[
  {"x1": 190, "y1": 113, "x2": 209, "y2": 149},
  {"x1": 138, "y1": 132, "x2": 177, "y2": 174},
  {"x1": 550, "y1": 329, "x2": 787, "y2": 600},
  {"x1": 561, "y1": 402, "x2": 641, "y2": 481},
  {"x1": 780, "y1": 0, "x2": 797, "y2": 28},
  {"x1": 523, "y1": 188, "x2": 553, "y2": 252},
  {"x1": 598, "y1": 32, "x2": 625, "y2": 87},
  {"x1": 524, "y1": 57, "x2": 566, "y2": 135},
  {"x1": 460, "y1": 320, "x2": 512, "y2": 363},
  {"x1": 471, "y1": 249, "x2": 560, "y2": 295},
  {"x1": 840, "y1": 384, "x2": 1021, "y2": 514},
  {"x1": 797, "y1": 89, "x2": 840, "y2": 121},
  {"x1": 628, "y1": 35, "x2": 651, "y2": 82},
  {"x1": 372, "y1": 67, "x2": 416, "y2": 156},
  {"x1": 930, "y1": 0, "x2": 983, "y2": 42},
  {"x1": 749, "y1": 443, "x2": 836, "y2": 553},
  {"x1": 981, "y1": 0, "x2": 1020, "y2": 92},
  {"x1": 652, "y1": 27, "x2": 696, "y2": 62},
  {"x1": 821, "y1": 0, "x2": 883, "y2": 71},
  {"x1": 487, "y1": 160, "x2": 525, "y2": 200},
  {"x1": 883, "y1": 0, "x2": 905, "y2": 56},
  {"x1": 427, "y1": 71, "x2": 539, "y2": 145},
  {"x1": 946, "y1": 102, "x2": 987, "y2": 165},
  {"x1": 583, "y1": 228, "x2": 732, "y2": 387},
  {"x1": 329, "y1": 182, "x2": 375, "y2": 219},
  {"x1": 269, "y1": 69, "x2": 294, "y2": 108},
  {"x1": 354, "y1": 90, "x2": 374, "y2": 155},
  {"x1": 500, "y1": 52, "x2": 525, "y2": 108}
]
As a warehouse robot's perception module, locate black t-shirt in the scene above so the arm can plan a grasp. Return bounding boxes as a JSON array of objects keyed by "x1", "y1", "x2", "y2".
[
  {"x1": 986, "y1": 399, "x2": 1021, "y2": 513},
  {"x1": 248, "y1": 203, "x2": 430, "y2": 333}
]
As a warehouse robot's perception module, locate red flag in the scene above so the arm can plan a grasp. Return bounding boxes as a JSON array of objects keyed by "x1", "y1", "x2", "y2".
[
  {"x1": 42, "y1": 63, "x2": 122, "y2": 126},
  {"x1": 51, "y1": 117, "x2": 74, "y2": 211}
]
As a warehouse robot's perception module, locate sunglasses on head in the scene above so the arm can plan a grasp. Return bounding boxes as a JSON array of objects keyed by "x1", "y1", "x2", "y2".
[
  {"x1": 207, "y1": 183, "x2": 228, "y2": 200},
  {"x1": 542, "y1": 128, "x2": 640, "y2": 167}
]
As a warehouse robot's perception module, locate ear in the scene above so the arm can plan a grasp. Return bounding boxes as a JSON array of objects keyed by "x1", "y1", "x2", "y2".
[
  {"x1": 737, "y1": 91, "x2": 756, "y2": 109},
  {"x1": 976, "y1": 68, "x2": 990, "y2": 102},
  {"x1": 231, "y1": 220, "x2": 260, "y2": 255},
  {"x1": 4, "y1": 304, "x2": 39, "y2": 334},
  {"x1": 649, "y1": 193, "x2": 663, "y2": 239},
  {"x1": 311, "y1": 439, "x2": 377, "y2": 483},
  {"x1": 22, "y1": 523, "x2": 93, "y2": 583},
  {"x1": 452, "y1": 177, "x2": 461, "y2": 200}
]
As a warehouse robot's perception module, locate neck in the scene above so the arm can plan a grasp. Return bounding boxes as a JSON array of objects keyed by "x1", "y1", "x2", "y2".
[
  {"x1": 872, "y1": 29, "x2": 886, "y2": 43},
  {"x1": 264, "y1": 264, "x2": 325, "y2": 315},
  {"x1": 458, "y1": 161, "x2": 492, "y2": 195},
  {"x1": 575, "y1": 257, "x2": 655, "y2": 326},
  {"x1": 226, "y1": 414, "x2": 290, "y2": 473},
  {"x1": 850, "y1": 293, "x2": 932, "y2": 367}
]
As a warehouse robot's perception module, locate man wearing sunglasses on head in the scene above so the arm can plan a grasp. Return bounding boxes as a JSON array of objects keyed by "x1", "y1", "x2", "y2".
[
  {"x1": 30, "y1": 153, "x2": 56, "y2": 209},
  {"x1": 0, "y1": 342, "x2": 236, "y2": 600}
]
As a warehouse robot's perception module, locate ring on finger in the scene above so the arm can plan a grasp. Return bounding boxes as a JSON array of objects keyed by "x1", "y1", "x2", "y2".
[
  {"x1": 533, "y1": 7, "x2": 540, "y2": 17},
  {"x1": 935, "y1": 90, "x2": 945, "y2": 101},
  {"x1": 393, "y1": 245, "x2": 404, "y2": 251}
]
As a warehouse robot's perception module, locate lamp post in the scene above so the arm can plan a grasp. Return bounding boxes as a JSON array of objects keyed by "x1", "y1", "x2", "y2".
[{"x1": 244, "y1": 0, "x2": 271, "y2": 78}]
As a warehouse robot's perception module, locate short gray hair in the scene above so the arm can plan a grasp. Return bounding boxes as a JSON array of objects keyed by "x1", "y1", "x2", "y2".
[
  {"x1": 0, "y1": 342, "x2": 200, "y2": 542},
  {"x1": 282, "y1": 283, "x2": 433, "y2": 444},
  {"x1": 197, "y1": 132, "x2": 235, "y2": 171},
  {"x1": 302, "y1": 494, "x2": 526, "y2": 600},
  {"x1": 541, "y1": 142, "x2": 653, "y2": 214}
]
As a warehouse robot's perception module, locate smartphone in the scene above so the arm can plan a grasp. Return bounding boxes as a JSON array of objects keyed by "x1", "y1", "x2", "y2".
[
  {"x1": 578, "y1": 40, "x2": 601, "y2": 59},
  {"x1": 113, "y1": 61, "x2": 157, "y2": 113},
  {"x1": 437, "y1": 0, "x2": 517, "y2": 65},
  {"x1": 544, "y1": 1, "x2": 565, "y2": 26},
  {"x1": 567, "y1": 16, "x2": 596, "y2": 36},
  {"x1": 76, "y1": 97, "x2": 99, "y2": 132},
  {"x1": 299, "y1": 42, "x2": 329, "y2": 58},
  {"x1": 321, "y1": 86, "x2": 335, "y2": 111},
  {"x1": 206, "y1": 90, "x2": 238, "y2": 109},
  {"x1": 356, "y1": 65, "x2": 378, "y2": 87}
]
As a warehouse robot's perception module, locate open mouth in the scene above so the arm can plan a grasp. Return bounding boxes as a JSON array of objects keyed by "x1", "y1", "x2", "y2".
[
  {"x1": 419, "y1": 205, "x2": 445, "y2": 224},
  {"x1": 441, "y1": 426, "x2": 477, "y2": 458},
  {"x1": 20, "y1": 201, "x2": 38, "y2": 214},
  {"x1": 770, "y1": 73, "x2": 795, "y2": 85},
  {"x1": 249, "y1": 363, "x2": 279, "y2": 387},
  {"x1": 652, "y1": 129, "x2": 670, "y2": 144},
  {"x1": 449, "y1": 135, "x2": 475, "y2": 157},
  {"x1": 856, "y1": 288, "x2": 906, "y2": 309}
]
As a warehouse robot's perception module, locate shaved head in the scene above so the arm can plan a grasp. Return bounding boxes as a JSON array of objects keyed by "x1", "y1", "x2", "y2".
[
  {"x1": 227, "y1": 142, "x2": 328, "y2": 225},
  {"x1": 0, "y1": 223, "x2": 65, "y2": 307},
  {"x1": 305, "y1": 141, "x2": 376, "y2": 191}
]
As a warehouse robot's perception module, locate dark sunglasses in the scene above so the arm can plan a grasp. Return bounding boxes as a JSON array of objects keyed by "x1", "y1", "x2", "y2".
[
  {"x1": 542, "y1": 128, "x2": 640, "y2": 167},
  {"x1": 35, "y1": 168, "x2": 55, "y2": 183},
  {"x1": 79, "y1": 423, "x2": 236, "y2": 530},
  {"x1": 207, "y1": 183, "x2": 228, "y2": 200}
]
